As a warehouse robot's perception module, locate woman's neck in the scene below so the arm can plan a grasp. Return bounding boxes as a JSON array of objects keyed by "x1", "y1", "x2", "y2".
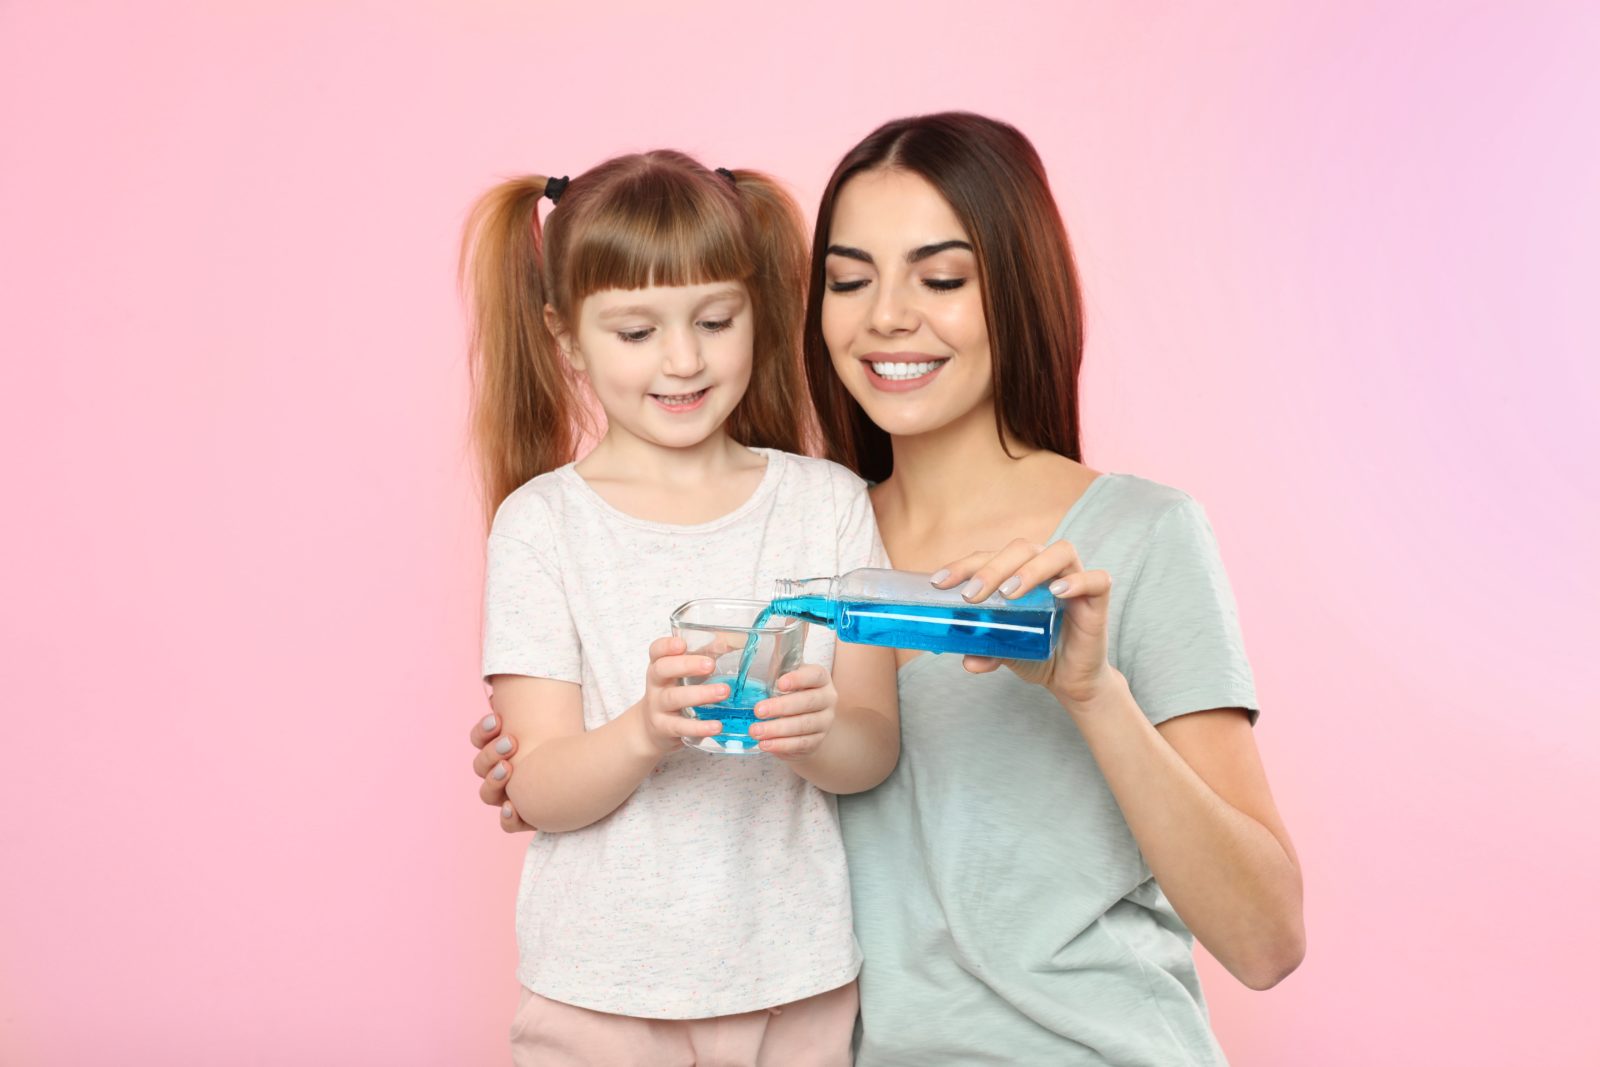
[{"x1": 876, "y1": 396, "x2": 1090, "y2": 546}]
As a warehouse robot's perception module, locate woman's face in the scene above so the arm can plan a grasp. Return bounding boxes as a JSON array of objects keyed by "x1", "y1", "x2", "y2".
[{"x1": 821, "y1": 168, "x2": 991, "y2": 438}]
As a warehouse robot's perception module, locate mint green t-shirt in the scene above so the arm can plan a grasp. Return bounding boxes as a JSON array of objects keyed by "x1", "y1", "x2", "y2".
[{"x1": 839, "y1": 474, "x2": 1260, "y2": 1066}]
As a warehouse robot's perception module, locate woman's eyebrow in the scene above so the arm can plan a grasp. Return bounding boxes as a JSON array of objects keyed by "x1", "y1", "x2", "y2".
[
  {"x1": 826, "y1": 240, "x2": 974, "y2": 265},
  {"x1": 907, "y1": 240, "x2": 973, "y2": 263}
]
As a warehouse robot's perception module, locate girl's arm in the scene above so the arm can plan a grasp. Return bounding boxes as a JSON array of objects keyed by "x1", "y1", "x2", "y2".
[
  {"x1": 489, "y1": 638, "x2": 730, "y2": 833},
  {"x1": 749, "y1": 640, "x2": 900, "y2": 794}
]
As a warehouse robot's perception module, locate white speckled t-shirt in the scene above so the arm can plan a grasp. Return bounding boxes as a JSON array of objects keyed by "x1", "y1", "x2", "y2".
[{"x1": 482, "y1": 449, "x2": 886, "y2": 1019}]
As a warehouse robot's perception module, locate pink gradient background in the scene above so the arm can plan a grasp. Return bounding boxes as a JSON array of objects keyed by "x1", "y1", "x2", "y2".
[{"x1": 3, "y1": 2, "x2": 1596, "y2": 1063}]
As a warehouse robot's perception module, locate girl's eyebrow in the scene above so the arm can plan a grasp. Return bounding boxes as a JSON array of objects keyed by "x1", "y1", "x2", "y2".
[
  {"x1": 595, "y1": 304, "x2": 657, "y2": 322},
  {"x1": 826, "y1": 240, "x2": 974, "y2": 265}
]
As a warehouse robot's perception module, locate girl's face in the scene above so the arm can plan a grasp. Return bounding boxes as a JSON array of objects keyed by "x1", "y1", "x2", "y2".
[
  {"x1": 821, "y1": 168, "x2": 992, "y2": 439},
  {"x1": 556, "y1": 280, "x2": 754, "y2": 452}
]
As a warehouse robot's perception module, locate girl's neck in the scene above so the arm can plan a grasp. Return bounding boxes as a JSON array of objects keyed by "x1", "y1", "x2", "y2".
[
  {"x1": 574, "y1": 424, "x2": 768, "y2": 526},
  {"x1": 577, "y1": 425, "x2": 752, "y2": 487}
]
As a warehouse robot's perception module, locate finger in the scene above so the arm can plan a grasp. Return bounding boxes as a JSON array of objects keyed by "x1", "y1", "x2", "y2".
[
  {"x1": 1000, "y1": 539, "x2": 1083, "y2": 599},
  {"x1": 479, "y1": 760, "x2": 511, "y2": 806},
  {"x1": 647, "y1": 635, "x2": 688, "y2": 661},
  {"x1": 660, "y1": 712, "x2": 725, "y2": 738},
  {"x1": 962, "y1": 655, "x2": 1004, "y2": 674},
  {"x1": 499, "y1": 803, "x2": 535, "y2": 834},
  {"x1": 758, "y1": 734, "x2": 823, "y2": 758},
  {"x1": 753, "y1": 688, "x2": 831, "y2": 720},
  {"x1": 667, "y1": 681, "x2": 733, "y2": 713},
  {"x1": 927, "y1": 550, "x2": 995, "y2": 589},
  {"x1": 959, "y1": 539, "x2": 1052, "y2": 603},
  {"x1": 650, "y1": 654, "x2": 718, "y2": 685},
  {"x1": 469, "y1": 712, "x2": 500, "y2": 749},
  {"x1": 473, "y1": 731, "x2": 517, "y2": 778},
  {"x1": 773, "y1": 663, "x2": 830, "y2": 694},
  {"x1": 1051, "y1": 568, "x2": 1112, "y2": 601},
  {"x1": 750, "y1": 710, "x2": 829, "y2": 740}
]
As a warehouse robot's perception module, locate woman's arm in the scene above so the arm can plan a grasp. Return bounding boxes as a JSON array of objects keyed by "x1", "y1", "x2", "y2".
[
  {"x1": 939, "y1": 538, "x2": 1306, "y2": 990},
  {"x1": 1067, "y1": 680, "x2": 1304, "y2": 990}
]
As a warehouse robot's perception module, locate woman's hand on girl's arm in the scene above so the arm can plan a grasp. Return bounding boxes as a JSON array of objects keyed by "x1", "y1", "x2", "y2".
[
  {"x1": 469, "y1": 711, "x2": 534, "y2": 833},
  {"x1": 931, "y1": 538, "x2": 1116, "y2": 707},
  {"x1": 755, "y1": 641, "x2": 899, "y2": 794}
]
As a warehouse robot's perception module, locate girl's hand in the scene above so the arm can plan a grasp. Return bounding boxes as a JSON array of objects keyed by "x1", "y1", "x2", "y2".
[
  {"x1": 638, "y1": 636, "x2": 730, "y2": 755},
  {"x1": 932, "y1": 538, "x2": 1116, "y2": 708},
  {"x1": 468, "y1": 711, "x2": 534, "y2": 834},
  {"x1": 749, "y1": 663, "x2": 838, "y2": 759}
]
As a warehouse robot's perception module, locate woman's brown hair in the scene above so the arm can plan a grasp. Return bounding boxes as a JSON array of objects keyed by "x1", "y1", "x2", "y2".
[
  {"x1": 460, "y1": 151, "x2": 811, "y2": 523},
  {"x1": 803, "y1": 112, "x2": 1085, "y2": 483}
]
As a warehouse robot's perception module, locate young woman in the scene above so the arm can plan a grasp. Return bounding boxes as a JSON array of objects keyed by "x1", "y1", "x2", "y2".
[{"x1": 473, "y1": 115, "x2": 1304, "y2": 1065}]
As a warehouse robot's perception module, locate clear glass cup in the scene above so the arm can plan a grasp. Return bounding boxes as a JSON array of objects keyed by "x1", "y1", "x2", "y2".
[{"x1": 669, "y1": 598, "x2": 805, "y2": 756}]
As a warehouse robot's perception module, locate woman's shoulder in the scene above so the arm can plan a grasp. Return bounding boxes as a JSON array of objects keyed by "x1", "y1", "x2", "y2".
[{"x1": 1068, "y1": 472, "x2": 1217, "y2": 556}]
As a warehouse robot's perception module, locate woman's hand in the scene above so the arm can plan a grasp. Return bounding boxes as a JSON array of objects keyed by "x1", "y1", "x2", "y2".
[
  {"x1": 749, "y1": 663, "x2": 839, "y2": 759},
  {"x1": 932, "y1": 538, "x2": 1117, "y2": 708},
  {"x1": 468, "y1": 711, "x2": 534, "y2": 833}
]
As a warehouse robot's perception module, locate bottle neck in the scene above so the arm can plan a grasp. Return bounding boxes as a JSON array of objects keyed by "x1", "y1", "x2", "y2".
[{"x1": 771, "y1": 577, "x2": 839, "y2": 628}]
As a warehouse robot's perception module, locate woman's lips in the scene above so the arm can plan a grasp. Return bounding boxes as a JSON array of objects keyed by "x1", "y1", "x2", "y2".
[{"x1": 859, "y1": 356, "x2": 950, "y2": 393}]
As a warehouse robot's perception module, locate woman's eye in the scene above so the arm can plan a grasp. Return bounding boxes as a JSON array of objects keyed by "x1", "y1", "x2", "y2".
[
  {"x1": 827, "y1": 279, "x2": 869, "y2": 294},
  {"x1": 924, "y1": 277, "x2": 966, "y2": 292},
  {"x1": 699, "y1": 318, "x2": 734, "y2": 333},
  {"x1": 618, "y1": 328, "x2": 653, "y2": 343}
]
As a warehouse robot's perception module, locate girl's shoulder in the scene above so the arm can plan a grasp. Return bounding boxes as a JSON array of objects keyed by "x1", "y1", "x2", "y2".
[
  {"x1": 759, "y1": 450, "x2": 870, "y2": 501},
  {"x1": 489, "y1": 466, "x2": 581, "y2": 543}
]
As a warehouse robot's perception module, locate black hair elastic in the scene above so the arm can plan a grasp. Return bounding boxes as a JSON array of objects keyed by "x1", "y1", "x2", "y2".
[
  {"x1": 543, "y1": 175, "x2": 571, "y2": 204},
  {"x1": 715, "y1": 167, "x2": 737, "y2": 185}
]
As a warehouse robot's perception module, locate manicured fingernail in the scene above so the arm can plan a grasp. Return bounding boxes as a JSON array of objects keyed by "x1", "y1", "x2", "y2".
[
  {"x1": 1000, "y1": 577, "x2": 1022, "y2": 597},
  {"x1": 494, "y1": 737, "x2": 513, "y2": 755},
  {"x1": 961, "y1": 578, "x2": 984, "y2": 600},
  {"x1": 491, "y1": 763, "x2": 507, "y2": 780},
  {"x1": 501, "y1": 803, "x2": 513, "y2": 819},
  {"x1": 482, "y1": 714, "x2": 496, "y2": 731},
  {"x1": 1049, "y1": 578, "x2": 1071, "y2": 596},
  {"x1": 930, "y1": 568, "x2": 951, "y2": 584}
]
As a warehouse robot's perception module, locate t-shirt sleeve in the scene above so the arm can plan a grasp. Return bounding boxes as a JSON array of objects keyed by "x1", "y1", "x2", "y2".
[
  {"x1": 482, "y1": 528, "x2": 583, "y2": 684},
  {"x1": 1114, "y1": 497, "x2": 1259, "y2": 726},
  {"x1": 834, "y1": 470, "x2": 889, "y2": 571}
]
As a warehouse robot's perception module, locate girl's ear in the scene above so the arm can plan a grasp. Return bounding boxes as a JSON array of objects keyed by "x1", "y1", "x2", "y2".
[{"x1": 544, "y1": 304, "x2": 584, "y2": 372}]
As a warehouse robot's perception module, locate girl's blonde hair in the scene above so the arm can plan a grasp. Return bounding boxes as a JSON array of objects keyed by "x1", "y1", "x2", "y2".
[{"x1": 460, "y1": 151, "x2": 812, "y2": 523}]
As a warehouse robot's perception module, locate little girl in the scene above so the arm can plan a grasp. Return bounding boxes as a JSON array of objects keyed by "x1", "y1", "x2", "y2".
[{"x1": 461, "y1": 151, "x2": 899, "y2": 1066}]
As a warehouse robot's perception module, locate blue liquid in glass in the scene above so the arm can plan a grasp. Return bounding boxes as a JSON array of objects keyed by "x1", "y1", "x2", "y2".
[
  {"x1": 690, "y1": 675, "x2": 771, "y2": 750},
  {"x1": 772, "y1": 590, "x2": 1057, "y2": 660}
]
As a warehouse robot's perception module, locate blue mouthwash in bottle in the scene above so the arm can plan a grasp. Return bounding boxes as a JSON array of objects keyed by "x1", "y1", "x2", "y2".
[{"x1": 769, "y1": 568, "x2": 1061, "y2": 661}]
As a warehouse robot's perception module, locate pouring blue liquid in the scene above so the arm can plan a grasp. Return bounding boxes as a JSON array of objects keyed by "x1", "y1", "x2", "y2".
[{"x1": 729, "y1": 569, "x2": 1061, "y2": 696}]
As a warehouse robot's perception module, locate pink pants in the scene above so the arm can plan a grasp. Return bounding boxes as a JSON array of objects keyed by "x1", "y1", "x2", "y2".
[{"x1": 508, "y1": 981, "x2": 858, "y2": 1067}]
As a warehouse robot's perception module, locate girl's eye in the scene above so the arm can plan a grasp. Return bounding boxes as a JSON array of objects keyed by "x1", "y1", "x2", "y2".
[
  {"x1": 924, "y1": 278, "x2": 966, "y2": 292},
  {"x1": 699, "y1": 318, "x2": 734, "y2": 333},
  {"x1": 618, "y1": 328, "x2": 653, "y2": 343},
  {"x1": 827, "y1": 279, "x2": 869, "y2": 294}
]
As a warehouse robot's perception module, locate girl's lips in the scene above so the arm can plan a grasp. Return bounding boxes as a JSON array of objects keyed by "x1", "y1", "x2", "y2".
[
  {"x1": 860, "y1": 358, "x2": 949, "y2": 393},
  {"x1": 649, "y1": 387, "x2": 710, "y2": 413}
]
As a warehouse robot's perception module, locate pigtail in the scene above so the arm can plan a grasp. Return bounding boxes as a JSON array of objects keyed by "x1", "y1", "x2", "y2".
[
  {"x1": 720, "y1": 170, "x2": 816, "y2": 456},
  {"x1": 459, "y1": 176, "x2": 582, "y2": 526}
]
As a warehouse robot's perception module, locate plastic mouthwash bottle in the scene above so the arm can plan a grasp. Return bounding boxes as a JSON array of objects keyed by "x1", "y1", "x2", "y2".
[{"x1": 769, "y1": 567, "x2": 1061, "y2": 661}]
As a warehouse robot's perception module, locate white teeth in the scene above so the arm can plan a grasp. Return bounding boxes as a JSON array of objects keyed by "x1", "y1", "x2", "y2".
[
  {"x1": 653, "y1": 389, "x2": 707, "y2": 407},
  {"x1": 869, "y1": 360, "x2": 944, "y2": 381}
]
